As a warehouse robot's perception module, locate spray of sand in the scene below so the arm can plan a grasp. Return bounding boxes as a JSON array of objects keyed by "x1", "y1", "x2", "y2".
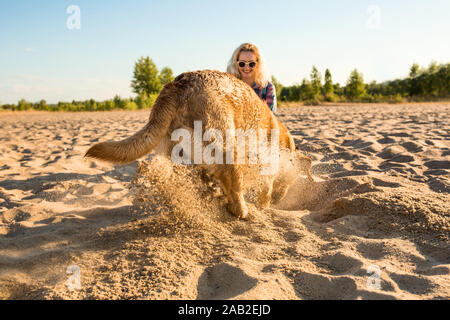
[{"x1": 128, "y1": 150, "x2": 309, "y2": 232}]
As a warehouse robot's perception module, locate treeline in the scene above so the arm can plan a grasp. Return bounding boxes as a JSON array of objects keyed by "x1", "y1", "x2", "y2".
[
  {"x1": 1, "y1": 95, "x2": 159, "y2": 112},
  {"x1": 274, "y1": 62, "x2": 450, "y2": 104},
  {"x1": 1, "y1": 57, "x2": 173, "y2": 112},
  {"x1": 1, "y1": 59, "x2": 449, "y2": 111}
]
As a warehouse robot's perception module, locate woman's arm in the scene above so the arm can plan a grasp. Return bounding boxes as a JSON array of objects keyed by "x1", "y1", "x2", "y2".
[{"x1": 265, "y1": 82, "x2": 277, "y2": 114}]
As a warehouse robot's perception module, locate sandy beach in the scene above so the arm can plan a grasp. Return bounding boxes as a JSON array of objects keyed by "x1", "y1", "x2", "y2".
[{"x1": 0, "y1": 103, "x2": 449, "y2": 300}]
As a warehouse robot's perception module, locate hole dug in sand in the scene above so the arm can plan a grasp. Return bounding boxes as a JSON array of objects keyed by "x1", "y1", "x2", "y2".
[{"x1": 275, "y1": 174, "x2": 449, "y2": 243}]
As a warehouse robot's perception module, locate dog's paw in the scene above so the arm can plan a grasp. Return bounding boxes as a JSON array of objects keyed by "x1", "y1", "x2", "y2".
[
  {"x1": 257, "y1": 196, "x2": 271, "y2": 209},
  {"x1": 227, "y1": 202, "x2": 249, "y2": 220},
  {"x1": 270, "y1": 191, "x2": 284, "y2": 205}
]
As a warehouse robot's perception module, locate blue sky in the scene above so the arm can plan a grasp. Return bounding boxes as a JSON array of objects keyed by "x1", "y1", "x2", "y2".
[{"x1": 0, "y1": 0, "x2": 449, "y2": 104}]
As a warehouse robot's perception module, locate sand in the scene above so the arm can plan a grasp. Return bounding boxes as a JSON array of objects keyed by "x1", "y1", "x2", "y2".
[{"x1": 0, "y1": 103, "x2": 448, "y2": 300}]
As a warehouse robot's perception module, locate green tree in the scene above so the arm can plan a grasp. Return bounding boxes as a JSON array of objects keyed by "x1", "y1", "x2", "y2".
[
  {"x1": 310, "y1": 66, "x2": 321, "y2": 98},
  {"x1": 289, "y1": 85, "x2": 301, "y2": 101},
  {"x1": 279, "y1": 86, "x2": 290, "y2": 101},
  {"x1": 271, "y1": 75, "x2": 283, "y2": 100},
  {"x1": 333, "y1": 83, "x2": 344, "y2": 97},
  {"x1": 324, "y1": 68, "x2": 334, "y2": 97},
  {"x1": 409, "y1": 63, "x2": 420, "y2": 78},
  {"x1": 428, "y1": 61, "x2": 438, "y2": 73},
  {"x1": 37, "y1": 99, "x2": 48, "y2": 110},
  {"x1": 345, "y1": 69, "x2": 366, "y2": 100},
  {"x1": 438, "y1": 63, "x2": 450, "y2": 97},
  {"x1": 135, "y1": 93, "x2": 158, "y2": 109},
  {"x1": 299, "y1": 79, "x2": 315, "y2": 101},
  {"x1": 159, "y1": 67, "x2": 174, "y2": 86},
  {"x1": 104, "y1": 99, "x2": 114, "y2": 111},
  {"x1": 113, "y1": 95, "x2": 126, "y2": 109},
  {"x1": 131, "y1": 57, "x2": 162, "y2": 95},
  {"x1": 17, "y1": 99, "x2": 31, "y2": 110},
  {"x1": 124, "y1": 99, "x2": 138, "y2": 110},
  {"x1": 87, "y1": 99, "x2": 97, "y2": 111}
]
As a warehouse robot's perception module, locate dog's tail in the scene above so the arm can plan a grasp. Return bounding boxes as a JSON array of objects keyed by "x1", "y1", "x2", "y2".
[{"x1": 85, "y1": 91, "x2": 178, "y2": 164}]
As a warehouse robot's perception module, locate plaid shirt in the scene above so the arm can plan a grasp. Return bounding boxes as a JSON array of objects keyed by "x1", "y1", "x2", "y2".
[{"x1": 252, "y1": 82, "x2": 277, "y2": 114}]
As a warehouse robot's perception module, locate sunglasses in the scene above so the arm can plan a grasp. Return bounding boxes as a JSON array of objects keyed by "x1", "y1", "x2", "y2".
[{"x1": 238, "y1": 61, "x2": 257, "y2": 68}]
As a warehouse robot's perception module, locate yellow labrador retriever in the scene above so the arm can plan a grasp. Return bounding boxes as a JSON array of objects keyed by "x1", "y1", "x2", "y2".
[{"x1": 85, "y1": 70, "x2": 312, "y2": 219}]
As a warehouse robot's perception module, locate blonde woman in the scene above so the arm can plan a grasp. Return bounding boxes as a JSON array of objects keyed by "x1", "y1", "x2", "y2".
[{"x1": 227, "y1": 43, "x2": 277, "y2": 114}]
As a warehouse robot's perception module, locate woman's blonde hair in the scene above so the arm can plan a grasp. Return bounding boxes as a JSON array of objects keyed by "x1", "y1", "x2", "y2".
[{"x1": 227, "y1": 43, "x2": 270, "y2": 88}]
